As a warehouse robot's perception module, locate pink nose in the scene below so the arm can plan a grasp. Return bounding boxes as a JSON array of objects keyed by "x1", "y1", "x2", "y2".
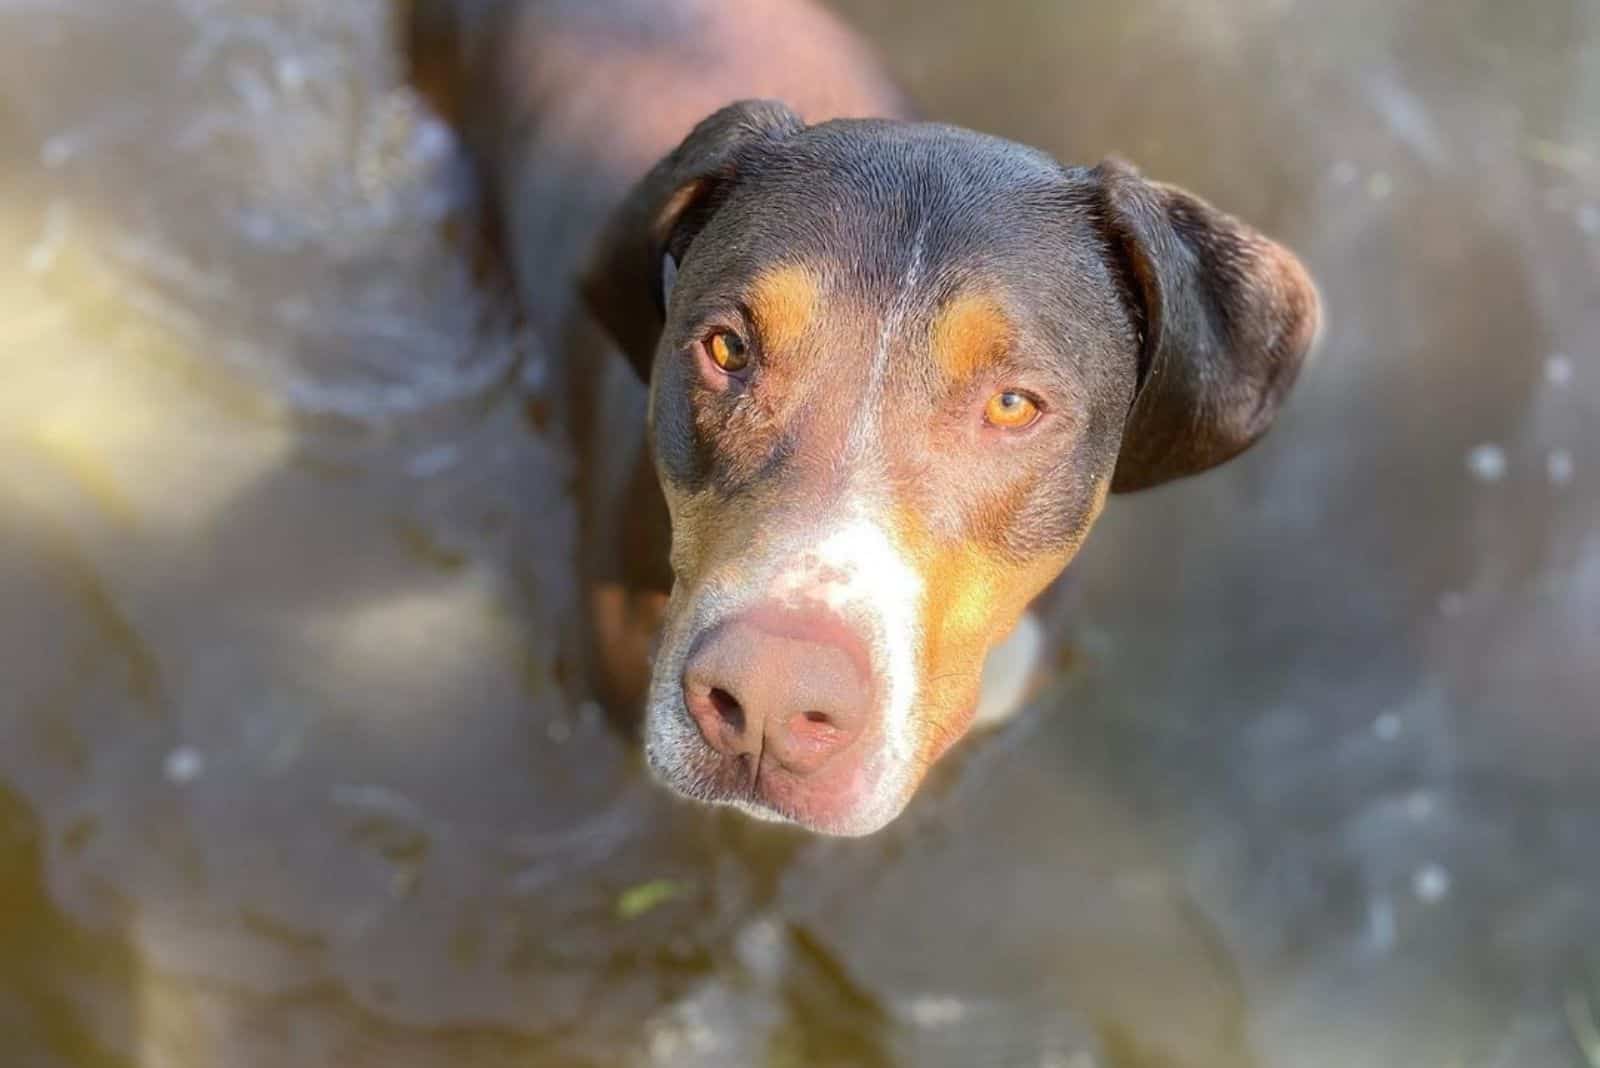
[{"x1": 682, "y1": 607, "x2": 871, "y2": 776}]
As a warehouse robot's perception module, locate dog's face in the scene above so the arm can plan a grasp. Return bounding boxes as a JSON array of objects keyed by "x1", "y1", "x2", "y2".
[{"x1": 584, "y1": 104, "x2": 1320, "y2": 835}]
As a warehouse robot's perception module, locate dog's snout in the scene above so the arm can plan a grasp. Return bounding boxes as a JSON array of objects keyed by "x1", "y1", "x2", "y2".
[{"x1": 682, "y1": 607, "x2": 871, "y2": 776}]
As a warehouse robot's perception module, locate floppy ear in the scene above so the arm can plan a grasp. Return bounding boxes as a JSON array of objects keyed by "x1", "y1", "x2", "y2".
[
  {"x1": 579, "y1": 100, "x2": 805, "y2": 379},
  {"x1": 1092, "y1": 160, "x2": 1322, "y2": 493}
]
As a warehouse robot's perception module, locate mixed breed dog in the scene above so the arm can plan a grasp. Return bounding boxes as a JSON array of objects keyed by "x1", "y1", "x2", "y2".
[{"x1": 408, "y1": 0, "x2": 1321, "y2": 835}]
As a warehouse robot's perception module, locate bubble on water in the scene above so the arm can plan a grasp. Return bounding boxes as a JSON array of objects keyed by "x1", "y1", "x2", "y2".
[
  {"x1": 906, "y1": 994, "x2": 967, "y2": 1028},
  {"x1": 1412, "y1": 863, "x2": 1452, "y2": 904},
  {"x1": 1373, "y1": 712, "x2": 1403, "y2": 741},
  {"x1": 1367, "y1": 171, "x2": 1394, "y2": 200},
  {"x1": 1329, "y1": 160, "x2": 1359, "y2": 186},
  {"x1": 276, "y1": 56, "x2": 307, "y2": 91},
  {"x1": 163, "y1": 745, "x2": 206, "y2": 784},
  {"x1": 1466, "y1": 443, "x2": 1507, "y2": 482},
  {"x1": 1579, "y1": 203, "x2": 1599, "y2": 234},
  {"x1": 545, "y1": 718, "x2": 571, "y2": 744},
  {"x1": 1438, "y1": 591, "x2": 1466, "y2": 618},
  {"x1": 1545, "y1": 354, "x2": 1574, "y2": 387},
  {"x1": 1547, "y1": 449, "x2": 1575, "y2": 486}
]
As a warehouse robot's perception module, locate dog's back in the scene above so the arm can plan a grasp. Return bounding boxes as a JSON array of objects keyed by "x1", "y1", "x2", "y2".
[{"x1": 410, "y1": 0, "x2": 910, "y2": 342}]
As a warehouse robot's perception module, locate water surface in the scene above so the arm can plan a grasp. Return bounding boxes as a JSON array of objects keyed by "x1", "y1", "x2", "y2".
[{"x1": 1, "y1": 0, "x2": 1597, "y2": 1065}]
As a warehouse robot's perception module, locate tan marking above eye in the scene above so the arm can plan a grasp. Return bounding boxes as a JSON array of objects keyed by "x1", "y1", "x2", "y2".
[
  {"x1": 984, "y1": 390, "x2": 1040, "y2": 429},
  {"x1": 705, "y1": 329, "x2": 749, "y2": 372},
  {"x1": 931, "y1": 291, "x2": 1015, "y2": 382},
  {"x1": 747, "y1": 264, "x2": 822, "y2": 355}
]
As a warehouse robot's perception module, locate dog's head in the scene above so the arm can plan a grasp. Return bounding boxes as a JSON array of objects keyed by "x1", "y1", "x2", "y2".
[{"x1": 582, "y1": 102, "x2": 1320, "y2": 835}]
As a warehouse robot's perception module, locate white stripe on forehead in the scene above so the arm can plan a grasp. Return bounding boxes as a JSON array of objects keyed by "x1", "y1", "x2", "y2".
[{"x1": 846, "y1": 216, "x2": 930, "y2": 459}]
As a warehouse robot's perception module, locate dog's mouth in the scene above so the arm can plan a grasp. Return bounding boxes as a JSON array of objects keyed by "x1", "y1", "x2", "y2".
[
  {"x1": 644, "y1": 699, "x2": 910, "y2": 835},
  {"x1": 647, "y1": 677, "x2": 909, "y2": 834}
]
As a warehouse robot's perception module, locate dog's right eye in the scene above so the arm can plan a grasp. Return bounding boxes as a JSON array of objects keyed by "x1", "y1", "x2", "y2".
[
  {"x1": 703, "y1": 329, "x2": 750, "y2": 374},
  {"x1": 984, "y1": 389, "x2": 1041, "y2": 430}
]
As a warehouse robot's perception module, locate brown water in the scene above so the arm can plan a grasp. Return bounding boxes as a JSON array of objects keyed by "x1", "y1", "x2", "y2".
[{"x1": 1, "y1": 1, "x2": 1597, "y2": 1065}]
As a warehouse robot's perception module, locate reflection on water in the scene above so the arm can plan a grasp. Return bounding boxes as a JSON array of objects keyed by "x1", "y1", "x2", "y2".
[{"x1": 0, "y1": 0, "x2": 1596, "y2": 1065}]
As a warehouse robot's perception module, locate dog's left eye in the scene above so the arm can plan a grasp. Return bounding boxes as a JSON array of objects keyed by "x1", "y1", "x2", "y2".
[
  {"x1": 984, "y1": 390, "x2": 1041, "y2": 430},
  {"x1": 703, "y1": 329, "x2": 750, "y2": 373}
]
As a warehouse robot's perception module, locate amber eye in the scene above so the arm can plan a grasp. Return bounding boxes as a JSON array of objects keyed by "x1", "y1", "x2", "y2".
[
  {"x1": 704, "y1": 329, "x2": 750, "y2": 373},
  {"x1": 984, "y1": 390, "x2": 1040, "y2": 429}
]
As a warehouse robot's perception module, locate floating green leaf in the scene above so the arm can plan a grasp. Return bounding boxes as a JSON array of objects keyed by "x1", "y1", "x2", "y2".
[{"x1": 615, "y1": 879, "x2": 691, "y2": 920}]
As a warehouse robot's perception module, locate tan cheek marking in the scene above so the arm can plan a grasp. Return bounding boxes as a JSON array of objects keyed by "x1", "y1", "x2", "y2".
[
  {"x1": 748, "y1": 264, "x2": 822, "y2": 356},
  {"x1": 890, "y1": 503, "x2": 1073, "y2": 766},
  {"x1": 931, "y1": 292, "x2": 1015, "y2": 383}
]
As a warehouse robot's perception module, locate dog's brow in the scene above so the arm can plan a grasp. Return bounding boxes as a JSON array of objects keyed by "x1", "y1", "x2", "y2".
[
  {"x1": 747, "y1": 264, "x2": 821, "y2": 353},
  {"x1": 931, "y1": 290, "x2": 1016, "y2": 382}
]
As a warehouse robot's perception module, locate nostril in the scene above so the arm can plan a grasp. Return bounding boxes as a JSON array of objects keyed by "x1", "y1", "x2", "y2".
[
  {"x1": 683, "y1": 609, "x2": 871, "y2": 775},
  {"x1": 773, "y1": 706, "x2": 853, "y2": 774},
  {"x1": 708, "y1": 687, "x2": 745, "y2": 733}
]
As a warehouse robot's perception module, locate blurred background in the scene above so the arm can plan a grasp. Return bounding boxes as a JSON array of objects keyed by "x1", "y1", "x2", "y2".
[{"x1": 0, "y1": 0, "x2": 1596, "y2": 1065}]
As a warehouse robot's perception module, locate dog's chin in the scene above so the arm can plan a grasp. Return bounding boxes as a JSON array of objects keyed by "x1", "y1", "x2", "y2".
[{"x1": 640, "y1": 700, "x2": 912, "y2": 837}]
